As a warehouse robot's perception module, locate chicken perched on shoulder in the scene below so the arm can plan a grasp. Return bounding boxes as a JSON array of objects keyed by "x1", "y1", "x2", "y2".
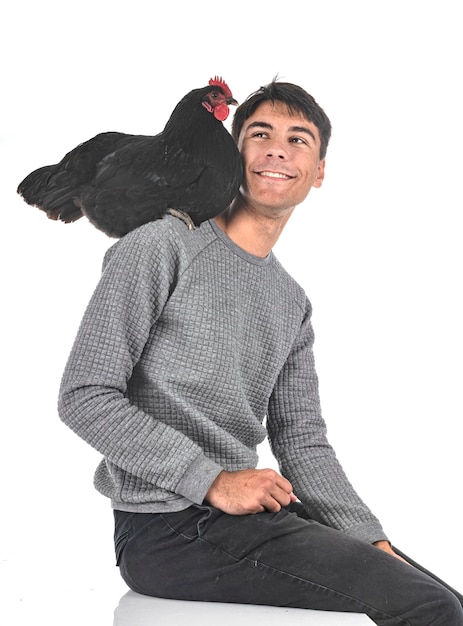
[{"x1": 17, "y1": 77, "x2": 243, "y2": 237}]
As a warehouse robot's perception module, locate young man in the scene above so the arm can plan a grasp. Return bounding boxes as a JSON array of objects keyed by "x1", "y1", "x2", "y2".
[{"x1": 58, "y1": 81, "x2": 463, "y2": 624}]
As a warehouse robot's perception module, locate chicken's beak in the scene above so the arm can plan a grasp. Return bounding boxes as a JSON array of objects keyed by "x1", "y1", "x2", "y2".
[{"x1": 227, "y1": 97, "x2": 239, "y2": 106}]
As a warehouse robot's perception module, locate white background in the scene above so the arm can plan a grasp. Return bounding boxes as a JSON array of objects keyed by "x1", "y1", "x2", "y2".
[{"x1": 1, "y1": 1, "x2": 462, "y2": 623}]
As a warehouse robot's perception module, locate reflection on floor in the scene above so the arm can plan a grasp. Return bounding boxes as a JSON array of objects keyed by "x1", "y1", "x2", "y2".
[{"x1": 113, "y1": 591, "x2": 372, "y2": 625}]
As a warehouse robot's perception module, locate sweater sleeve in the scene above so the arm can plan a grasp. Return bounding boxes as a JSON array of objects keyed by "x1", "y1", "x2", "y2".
[
  {"x1": 58, "y1": 224, "x2": 222, "y2": 504},
  {"x1": 267, "y1": 299, "x2": 388, "y2": 544}
]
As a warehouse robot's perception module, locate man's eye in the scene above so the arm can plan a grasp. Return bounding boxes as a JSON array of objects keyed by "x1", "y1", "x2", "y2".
[{"x1": 290, "y1": 137, "x2": 306, "y2": 144}]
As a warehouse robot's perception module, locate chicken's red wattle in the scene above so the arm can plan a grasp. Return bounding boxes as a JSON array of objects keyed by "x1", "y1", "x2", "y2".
[{"x1": 214, "y1": 103, "x2": 229, "y2": 121}]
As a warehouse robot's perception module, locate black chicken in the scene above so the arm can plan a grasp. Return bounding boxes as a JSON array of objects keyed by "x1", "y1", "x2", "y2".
[{"x1": 17, "y1": 77, "x2": 243, "y2": 237}]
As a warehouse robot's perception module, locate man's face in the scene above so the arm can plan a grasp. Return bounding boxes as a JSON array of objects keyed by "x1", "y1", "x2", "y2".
[{"x1": 237, "y1": 101, "x2": 325, "y2": 216}]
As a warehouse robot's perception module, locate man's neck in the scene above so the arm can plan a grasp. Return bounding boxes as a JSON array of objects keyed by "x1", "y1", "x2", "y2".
[{"x1": 213, "y1": 200, "x2": 295, "y2": 258}]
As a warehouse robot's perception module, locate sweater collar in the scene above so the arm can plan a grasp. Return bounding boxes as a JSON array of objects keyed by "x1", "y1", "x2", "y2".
[{"x1": 207, "y1": 220, "x2": 274, "y2": 267}]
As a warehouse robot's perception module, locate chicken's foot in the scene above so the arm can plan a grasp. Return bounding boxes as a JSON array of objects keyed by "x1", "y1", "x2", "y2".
[{"x1": 166, "y1": 208, "x2": 196, "y2": 230}]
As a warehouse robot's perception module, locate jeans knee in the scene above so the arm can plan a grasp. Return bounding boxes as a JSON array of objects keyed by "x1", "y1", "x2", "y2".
[
  {"x1": 438, "y1": 590, "x2": 463, "y2": 623},
  {"x1": 409, "y1": 587, "x2": 463, "y2": 625}
]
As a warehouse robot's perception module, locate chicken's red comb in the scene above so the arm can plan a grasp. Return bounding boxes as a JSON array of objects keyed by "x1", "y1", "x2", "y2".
[{"x1": 209, "y1": 76, "x2": 232, "y2": 98}]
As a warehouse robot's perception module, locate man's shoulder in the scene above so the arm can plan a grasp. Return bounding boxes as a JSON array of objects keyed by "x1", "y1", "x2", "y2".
[{"x1": 122, "y1": 214, "x2": 201, "y2": 244}]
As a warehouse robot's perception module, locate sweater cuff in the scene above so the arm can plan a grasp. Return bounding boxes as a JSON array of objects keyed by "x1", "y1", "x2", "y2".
[
  {"x1": 344, "y1": 520, "x2": 389, "y2": 545},
  {"x1": 176, "y1": 454, "x2": 223, "y2": 504}
]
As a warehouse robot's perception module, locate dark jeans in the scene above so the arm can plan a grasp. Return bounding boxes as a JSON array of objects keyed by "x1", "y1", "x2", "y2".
[{"x1": 114, "y1": 503, "x2": 463, "y2": 625}]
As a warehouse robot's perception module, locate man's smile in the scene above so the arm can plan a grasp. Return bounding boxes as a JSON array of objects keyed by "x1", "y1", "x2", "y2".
[{"x1": 257, "y1": 170, "x2": 294, "y2": 180}]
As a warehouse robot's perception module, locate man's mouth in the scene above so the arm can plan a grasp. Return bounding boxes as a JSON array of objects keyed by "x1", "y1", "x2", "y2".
[{"x1": 258, "y1": 171, "x2": 293, "y2": 180}]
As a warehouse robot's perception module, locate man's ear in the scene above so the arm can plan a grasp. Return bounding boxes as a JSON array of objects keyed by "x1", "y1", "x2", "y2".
[{"x1": 313, "y1": 159, "x2": 326, "y2": 188}]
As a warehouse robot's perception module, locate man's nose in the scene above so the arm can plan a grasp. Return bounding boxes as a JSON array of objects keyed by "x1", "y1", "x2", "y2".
[{"x1": 266, "y1": 139, "x2": 287, "y2": 159}]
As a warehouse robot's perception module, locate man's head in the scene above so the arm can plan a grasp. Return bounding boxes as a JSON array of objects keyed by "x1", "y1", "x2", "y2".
[
  {"x1": 230, "y1": 81, "x2": 329, "y2": 218},
  {"x1": 232, "y1": 80, "x2": 331, "y2": 160}
]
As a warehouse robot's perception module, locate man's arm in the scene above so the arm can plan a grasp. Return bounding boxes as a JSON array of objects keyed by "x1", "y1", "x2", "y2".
[
  {"x1": 267, "y1": 300, "x2": 390, "y2": 545},
  {"x1": 58, "y1": 224, "x2": 222, "y2": 504}
]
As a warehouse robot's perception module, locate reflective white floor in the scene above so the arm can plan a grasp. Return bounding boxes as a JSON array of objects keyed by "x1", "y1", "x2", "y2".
[{"x1": 113, "y1": 591, "x2": 372, "y2": 625}]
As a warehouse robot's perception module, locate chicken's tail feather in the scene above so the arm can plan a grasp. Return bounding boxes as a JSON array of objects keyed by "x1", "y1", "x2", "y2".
[
  {"x1": 17, "y1": 166, "x2": 83, "y2": 223},
  {"x1": 17, "y1": 165, "x2": 53, "y2": 206}
]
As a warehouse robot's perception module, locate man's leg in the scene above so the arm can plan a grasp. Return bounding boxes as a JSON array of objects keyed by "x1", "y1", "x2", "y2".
[
  {"x1": 114, "y1": 505, "x2": 463, "y2": 625},
  {"x1": 392, "y1": 546, "x2": 463, "y2": 606}
]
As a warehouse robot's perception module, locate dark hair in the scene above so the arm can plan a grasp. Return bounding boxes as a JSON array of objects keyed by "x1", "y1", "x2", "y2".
[{"x1": 232, "y1": 80, "x2": 332, "y2": 160}]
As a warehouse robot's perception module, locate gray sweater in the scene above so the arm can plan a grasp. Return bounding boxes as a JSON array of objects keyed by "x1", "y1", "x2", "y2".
[{"x1": 58, "y1": 215, "x2": 387, "y2": 544}]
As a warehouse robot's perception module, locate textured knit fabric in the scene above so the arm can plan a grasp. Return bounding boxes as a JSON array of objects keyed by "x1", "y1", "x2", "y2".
[{"x1": 58, "y1": 215, "x2": 387, "y2": 543}]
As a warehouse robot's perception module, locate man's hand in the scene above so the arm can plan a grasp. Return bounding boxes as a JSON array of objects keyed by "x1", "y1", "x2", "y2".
[
  {"x1": 205, "y1": 468, "x2": 297, "y2": 515},
  {"x1": 373, "y1": 540, "x2": 409, "y2": 564}
]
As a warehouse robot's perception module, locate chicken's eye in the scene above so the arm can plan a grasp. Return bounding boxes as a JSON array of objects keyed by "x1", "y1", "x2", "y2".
[{"x1": 210, "y1": 91, "x2": 219, "y2": 99}]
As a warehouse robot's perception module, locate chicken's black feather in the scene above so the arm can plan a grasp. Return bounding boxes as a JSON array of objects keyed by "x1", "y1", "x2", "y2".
[{"x1": 17, "y1": 81, "x2": 243, "y2": 237}]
